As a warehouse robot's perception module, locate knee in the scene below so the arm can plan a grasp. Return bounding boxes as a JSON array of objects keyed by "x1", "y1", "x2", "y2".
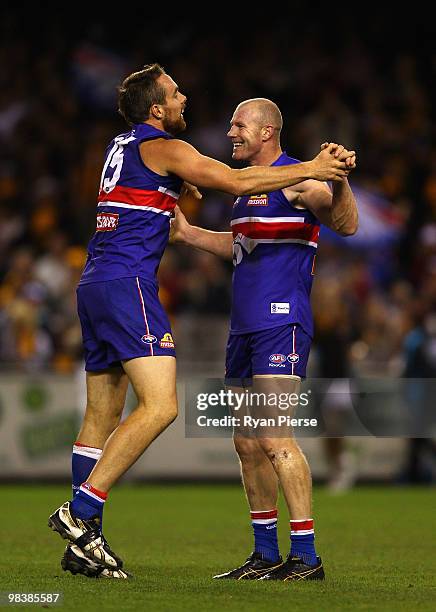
[
  {"x1": 148, "y1": 395, "x2": 178, "y2": 429},
  {"x1": 233, "y1": 435, "x2": 263, "y2": 463},
  {"x1": 165, "y1": 402, "x2": 178, "y2": 426}
]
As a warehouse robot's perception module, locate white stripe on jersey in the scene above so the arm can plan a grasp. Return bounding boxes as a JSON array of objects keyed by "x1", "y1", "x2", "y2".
[
  {"x1": 97, "y1": 201, "x2": 172, "y2": 216},
  {"x1": 253, "y1": 238, "x2": 318, "y2": 248},
  {"x1": 158, "y1": 186, "x2": 180, "y2": 199},
  {"x1": 231, "y1": 216, "x2": 306, "y2": 225}
]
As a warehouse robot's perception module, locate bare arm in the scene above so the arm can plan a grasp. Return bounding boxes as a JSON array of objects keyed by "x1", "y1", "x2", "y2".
[
  {"x1": 180, "y1": 227, "x2": 233, "y2": 259},
  {"x1": 286, "y1": 144, "x2": 358, "y2": 236},
  {"x1": 329, "y1": 179, "x2": 358, "y2": 236},
  {"x1": 140, "y1": 139, "x2": 351, "y2": 196},
  {"x1": 286, "y1": 178, "x2": 357, "y2": 236},
  {"x1": 170, "y1": 206, "x2": 233, "y2": 259}
]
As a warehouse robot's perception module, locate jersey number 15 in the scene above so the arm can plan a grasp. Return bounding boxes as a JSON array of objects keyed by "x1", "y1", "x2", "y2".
[{"x1": 99, "y1": 135, "x2": 136, "y2": 194}]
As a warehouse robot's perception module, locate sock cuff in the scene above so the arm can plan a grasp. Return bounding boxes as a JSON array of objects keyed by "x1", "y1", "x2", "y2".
[
  {"x1": 290, "y1": 518, "x2": 314, "y2": 534},
  {"x1": 251, "y1": 509, "x2": 278, "y2": 524},
  {"x1": 80, "y1": 482, "x2": 108, "y2": 502},
  {"x1": 73, "y1": 442, "x2": 103, "y2": 459}
]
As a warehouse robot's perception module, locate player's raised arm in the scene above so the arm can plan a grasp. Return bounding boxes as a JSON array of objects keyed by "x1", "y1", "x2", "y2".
[
  {"x1": 140, "y1": 139, "x2": 351, "y2": 196},
  {"x1": 287, "y1": 143, "x2": 359, "y2": 236}
]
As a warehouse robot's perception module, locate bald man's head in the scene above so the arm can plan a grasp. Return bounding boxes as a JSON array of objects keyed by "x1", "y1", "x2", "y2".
[
  {"x1": 228, "y1": 98, "x2": 283, "y2": 163},
  {"x1": 236, "y1": 98, "x2": 283, "y2": 133}
]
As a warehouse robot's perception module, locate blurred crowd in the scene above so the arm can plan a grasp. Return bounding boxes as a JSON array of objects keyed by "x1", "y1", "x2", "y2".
[{"x1": 0, "y1": 11, "x2": 435, "y2": 378}]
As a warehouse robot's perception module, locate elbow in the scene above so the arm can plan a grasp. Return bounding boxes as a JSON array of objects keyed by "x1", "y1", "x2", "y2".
[
  {"x1": 337, "y1": 211, "x2": 359, "y2": 237},
  {"x1": 339, "y1": 221, "x2": 358, "y2": 237}
]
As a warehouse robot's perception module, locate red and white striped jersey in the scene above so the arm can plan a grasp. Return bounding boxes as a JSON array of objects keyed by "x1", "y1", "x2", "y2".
[
  {"x1": 230, "y1": 152, "x2": 320, "y2": 338},
  {"x1": 80, "y1": 124, "x2": 183, "y2": 285}
]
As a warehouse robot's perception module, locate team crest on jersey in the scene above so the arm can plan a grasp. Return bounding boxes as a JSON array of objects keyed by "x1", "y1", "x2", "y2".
[
  {"x1": 287, "y1": 353, "x2": 300, "y2": 363},
  {"x1": 247, "y1": 194, "x2": 268, "y2": 206},
  {"x1": 141, "y1": 334, "x2": 157, "y2": 344},
  {"x1": 96, "y1": 212, "x2": 119, "y2": 231},
  {"x1": 159, "y1": 333, "x2": 175, "y2": 348}
]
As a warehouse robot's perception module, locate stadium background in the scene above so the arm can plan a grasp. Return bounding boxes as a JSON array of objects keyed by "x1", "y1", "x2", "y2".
[{"x1": 0, "y1": 7, "x2": 434, "y2": 611}]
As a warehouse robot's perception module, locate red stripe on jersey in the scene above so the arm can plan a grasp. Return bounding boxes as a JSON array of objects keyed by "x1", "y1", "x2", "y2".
[
  {"x1": 251, "y1": 509, "x2": 278, "y2": 520},
  {"x1": 98, "y1": 185, "x2": 177, "y2": 211},
  {"x1": 290, "y1": 519, "x2": 314, "y2": 531},
  {"x1": 232, "y1": 221, "x2": 319, "y2": 243}
]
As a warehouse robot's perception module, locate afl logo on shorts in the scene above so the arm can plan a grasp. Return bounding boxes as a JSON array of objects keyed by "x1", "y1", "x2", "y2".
[
  {"x1": 287, "y1": 353, "x2": 300, "y2": 363},
  {"x1": 269, "y1": 354, "x2": 287, "y2": 365},
  {"x1": 141, "y1": 334, "x2": 157, "y2": 344}
]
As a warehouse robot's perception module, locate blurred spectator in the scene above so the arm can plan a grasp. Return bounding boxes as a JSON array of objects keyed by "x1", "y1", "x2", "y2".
[
  {"x1": 0, "y1": 10, "x2": 434, "y2": 376},
  {"x1": 401, "y1": 303, "x2": 436, "y2": 483}
]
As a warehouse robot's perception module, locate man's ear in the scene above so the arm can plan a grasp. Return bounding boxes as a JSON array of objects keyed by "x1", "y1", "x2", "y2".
[
  {"x1": 261, "y1": 126, "x2": 274, "y2": 141},
  {"x1": 150, "y1": 103, "x2": 164, "y2": 120}
]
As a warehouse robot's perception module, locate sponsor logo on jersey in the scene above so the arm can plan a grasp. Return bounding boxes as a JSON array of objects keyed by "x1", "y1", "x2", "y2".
[
  {"x1": 141, "y1": 334, "x2": 157, "y2": 344},
  {"x1": 96, "y1": 212, "x2": 119, "y2": 232},
  {"x1": 159, "y1": 332, "x2": 175, "y2": 348},
  {"x1": 269, "y1": 353, "x2": 287, "y2": 367},
  {"x1": 271, "y1": 302, "x2": 290, "y2": 314},
  {"x1": 247, "y1": 194, "x2": 269, "y2": 206},
  {"x1": 287, "y1": 353, "x2": 300, "y2": 363}
]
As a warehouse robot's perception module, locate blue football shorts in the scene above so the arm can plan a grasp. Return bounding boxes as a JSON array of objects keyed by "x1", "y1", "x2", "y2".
[
  {"x1": 77, "y1": 276, "x2": 176, "y2": 371},
  {"x1": 225, "y1": 323, "x2": 312, "y2": 385}
]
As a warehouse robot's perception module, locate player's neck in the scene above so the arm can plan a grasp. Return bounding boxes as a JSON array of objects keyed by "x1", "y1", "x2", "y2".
[
  {"x1": 145, "y1": 118, "x2": 165, "y2": 132},
  {"x1": 248, "y1": 145, "x2": 282, "y2": 167}
]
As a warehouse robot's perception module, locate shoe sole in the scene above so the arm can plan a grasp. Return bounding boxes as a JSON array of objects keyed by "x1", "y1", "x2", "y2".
[
  {"x1": 61, "y1": 555, "x2": 98, "y2": 578},
  {"x1": 61, "y1": 556, "x2": 132, "y2": 579}
]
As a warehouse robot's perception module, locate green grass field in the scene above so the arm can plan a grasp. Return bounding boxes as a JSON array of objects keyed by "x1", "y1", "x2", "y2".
[{"x1": 0, "y1": 484, "x2": 434, "y2": 611}]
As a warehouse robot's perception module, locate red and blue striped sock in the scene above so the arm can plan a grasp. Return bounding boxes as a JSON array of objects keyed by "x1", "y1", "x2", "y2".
[
  {"x1": 72, "y1": 442, "x2": 103, "y2": 526},
  {"x1": 290, "y1": 518, "x2": 318, "y2": 566},
  {"x1": 70, "y1": 482, "x2": 107, "y2": 525},
  {"x1": 251, "y1": 509, "x2": 280, "y2": 562}
]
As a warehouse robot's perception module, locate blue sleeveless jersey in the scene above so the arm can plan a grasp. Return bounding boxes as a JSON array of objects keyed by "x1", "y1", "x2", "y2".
[
  {"x1": 79, "y1": 124, "x2": 183, "y2": 285},
  {"x1": 230, "y1": 152, "x2": 320, "y2": 338}
]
